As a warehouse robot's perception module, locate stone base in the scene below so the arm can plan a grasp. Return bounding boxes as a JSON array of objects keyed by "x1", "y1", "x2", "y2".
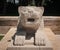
[{"x1": 7, "y1": 45, "x2": 53, "y2": 50}]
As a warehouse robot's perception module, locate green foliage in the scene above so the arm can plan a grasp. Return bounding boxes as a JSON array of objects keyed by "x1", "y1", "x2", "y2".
[
  {"x1": 28, "y1": 0, "x2": 36, "y2": 6},
  {"x1": 0, "y1": 36, "x2": 4, "y2": 40}
]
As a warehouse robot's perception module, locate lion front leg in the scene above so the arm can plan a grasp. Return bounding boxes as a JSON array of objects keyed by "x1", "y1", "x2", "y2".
[
  {"x1": 14, "y1": 31, "x2": 26, "y2": 46},
  {"x1": 35, "y1": 28, "x2": 45, "y2": 46}
]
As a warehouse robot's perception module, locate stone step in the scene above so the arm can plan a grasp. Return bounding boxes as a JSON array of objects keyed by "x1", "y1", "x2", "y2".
[{"x1": 7, "y1": 45, "x2": 53, "y2": 50}]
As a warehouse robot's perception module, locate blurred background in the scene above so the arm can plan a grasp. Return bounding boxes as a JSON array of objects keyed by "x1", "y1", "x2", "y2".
[{"x1": 0, "y1": 0, "x2": 60, "y2": 16}]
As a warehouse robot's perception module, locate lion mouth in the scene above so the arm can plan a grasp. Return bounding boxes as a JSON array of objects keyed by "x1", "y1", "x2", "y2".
[{"x1": 27, "y1": 18, "x2": 35, "y2": 22}]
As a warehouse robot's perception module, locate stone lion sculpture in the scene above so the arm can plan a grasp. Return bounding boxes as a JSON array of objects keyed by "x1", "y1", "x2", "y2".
[{"x1": 13, "y1": 6, "x2": 44, "y2": 46}]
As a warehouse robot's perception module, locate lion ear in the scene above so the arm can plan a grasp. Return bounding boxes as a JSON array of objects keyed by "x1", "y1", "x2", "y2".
[
  {"x1": 39, "y1": 7, "x2": 44, "y2": 15},
  {"x1": 40, "y1": 7, "x2": 44, "y2": 12},
  {"x1": 18, "y1": 7, "x2": 22, "y2": 14}
]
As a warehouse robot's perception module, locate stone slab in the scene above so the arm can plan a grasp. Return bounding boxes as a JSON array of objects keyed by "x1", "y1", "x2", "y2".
[{"x1": 7, "y1": 45, "x2": 53, "y2": 50}]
